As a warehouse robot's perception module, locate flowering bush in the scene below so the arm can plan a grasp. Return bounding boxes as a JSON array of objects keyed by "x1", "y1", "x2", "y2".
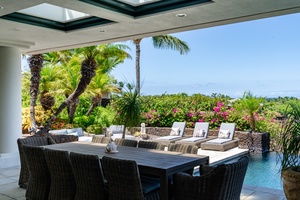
[{"x1": 138, "y1": 94, "x2": 282, "y2": 135}]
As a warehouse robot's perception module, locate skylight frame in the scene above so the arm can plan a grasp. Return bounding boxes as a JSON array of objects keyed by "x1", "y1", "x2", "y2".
[
  {"x1": 18, "y1": 3, "x2": 90, "y2": 23},
  {"x1": 0, "y1": 3, "x2": 115, "y2": 31}
]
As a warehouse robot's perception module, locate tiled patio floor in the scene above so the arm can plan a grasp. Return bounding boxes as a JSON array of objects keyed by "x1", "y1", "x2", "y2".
[{"x1": 0, "y1": 165, "x2": 286, "y2": 200}]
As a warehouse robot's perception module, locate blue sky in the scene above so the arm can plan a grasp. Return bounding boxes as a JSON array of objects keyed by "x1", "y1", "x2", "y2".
[{"x1": 111, "y1": 13, "x2": 300, "y2": 98}]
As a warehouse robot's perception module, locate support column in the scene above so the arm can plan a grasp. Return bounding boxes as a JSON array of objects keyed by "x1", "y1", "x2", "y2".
[{"x1": 0, "y1": 46, "x2": 22, "y2": 154}]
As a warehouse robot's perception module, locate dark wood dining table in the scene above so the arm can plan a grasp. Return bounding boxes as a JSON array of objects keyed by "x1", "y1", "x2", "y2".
[{"x1": 44, "y1": 141, "x2": 209, "y2": 200}]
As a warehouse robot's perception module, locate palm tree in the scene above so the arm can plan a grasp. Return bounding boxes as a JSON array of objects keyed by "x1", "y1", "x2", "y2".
[
  {"x1": 39, "y1": 65, "x2": 63, "y2": 111},
  {"x1": 133, "y1": 35, "x2": 190, "y2": 94},
  {"x1": 38, "y1": 47, "x2": 98, "y2": 133},
  {"x1": 60, "y1": 56, "x2": 82, "y2": 123},
  {"x1": 114, "y1": 88, "x2": 141, "y2": 139},
  {"x1": 28, "y1": 54, "x2": 44, "y2": 133},
  {"x1": 44, "y1": 51, "x2": 81, "y2": 123},
  {"x1": 85, "y1": 73, "x2": 120, "y2": 116},
  {"x1": 235, "y1": 91, "x2": 264, "y2": 132},
  {"x1": 38, "y1": 44, "x2": 130, "y2": 133}
]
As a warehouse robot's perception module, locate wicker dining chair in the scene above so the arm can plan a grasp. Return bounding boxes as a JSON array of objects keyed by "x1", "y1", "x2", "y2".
[
  {"x1": 17, "y1": 136, "x2": 55, "y2": 188},
  {"x1": 168, "y1": 143, "x2": 199, "y2": 175},
  {"x1": 168, "y1": 143, "x2": 198, "y2": 154},
  {"x1": 114, "y1": 138, "x2": 138, "y2": 147},
  {"x1": 91, "y1": 135, "x2": 105, "y2": 143},
  {"x1": 138, "y1": 140, "x2": 166, "y2": 151},
  {"x1": 44, "y1": 149, "x2": 76, "y2": 200},
  {"x1": 102, "y1": 156, "x2": 160, "y2": 200},
  {"x1": 172, "y1": 156, "x2": 249, "y2": 200},
  {"x1": 101, "y1": 137, "x2": 112, "y2": 144},
  {"x1": 70, "y1": 152, "x2": 108, "y2": 200},
  {"x1": 23, "y1": 145, "x2": 51, "y2": 200}
]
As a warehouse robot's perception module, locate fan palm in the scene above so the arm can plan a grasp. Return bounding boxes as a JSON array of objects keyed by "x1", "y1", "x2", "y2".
[{"x1": 133, "y1": 35, "x2": 190, "y2": 94}]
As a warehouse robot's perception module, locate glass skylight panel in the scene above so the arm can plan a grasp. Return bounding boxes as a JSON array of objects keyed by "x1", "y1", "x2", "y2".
[
  {"x1": 18, "y1": 3, "x2": 90, "y2": 23},
  {"x1": 117, "y1": 0, "x2": 161, "y2": 6}
]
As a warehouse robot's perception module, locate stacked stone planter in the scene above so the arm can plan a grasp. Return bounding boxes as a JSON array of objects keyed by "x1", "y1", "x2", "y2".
[
  {"x1": 236, "y1": 132, "x2": 270, "y2": 153},
  {"x1": 107, "y1": 127, "x2": 270, "y2": 153}
]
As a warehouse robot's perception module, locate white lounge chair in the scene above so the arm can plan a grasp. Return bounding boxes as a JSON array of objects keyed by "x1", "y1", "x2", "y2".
[
  {"x1": 175, "y1": 122, "x2": 214, "y2": 147},
  {"x1": 155, "y1": 122, "x2": 186, "y2": 143},
  {"x1": 107, "y1": 125, "x2": 135, "y2": 140},
  {"x1": 201, "y1": 123, "x2": 238, "y2": 151}
]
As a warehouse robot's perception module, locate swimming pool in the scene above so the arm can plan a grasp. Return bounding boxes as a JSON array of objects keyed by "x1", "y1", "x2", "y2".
[
  {"x1": 244, "y1": 152, "x2": 282, "y2": 190},
  {"x1": 194, "y1": 152, "x2": 283, "y2": 190}
]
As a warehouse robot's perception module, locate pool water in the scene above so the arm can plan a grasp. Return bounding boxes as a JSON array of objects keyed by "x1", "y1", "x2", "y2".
[
  {"x1": 194, "y1": 152, "x2": 283, "y2": 190},
  {"x1": 244, "y1": 152, "x2": 282, "y2": 190}
]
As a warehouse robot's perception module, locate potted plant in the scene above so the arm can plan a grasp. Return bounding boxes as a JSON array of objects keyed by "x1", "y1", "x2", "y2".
[{"x1": 277, "y1": 102, "x2": 300, "y2": 200}]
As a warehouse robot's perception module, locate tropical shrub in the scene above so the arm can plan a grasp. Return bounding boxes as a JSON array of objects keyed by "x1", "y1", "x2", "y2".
[
  {"x1": 22, "y1": 106, "x2": 52, "y2": 133},
  {"x1": 86, "y1": 125, "x2": 103, "y2": 134}
]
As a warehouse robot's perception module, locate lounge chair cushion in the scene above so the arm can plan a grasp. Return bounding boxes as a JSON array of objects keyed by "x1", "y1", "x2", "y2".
[
  {"x1": 194, "y1": 129, "x2": 205, "y2": 137},
  {"x1": 170, "y1": 128, "x2": 180, "y2": 136},
  {"x1": 48, "y1": 129, "x2": 68, "y2": 135},
  {"x1": 67, "y1": 131, "x2": 79, "y2": 136},
  {"x1": 67, "y1": 128, "x2": 84, "y2": 136},
  {"x1": 206, "y1": 138, "x2": 231, "y2": 144},
  {"x1": 179, "y1": 137, "x2": 206, "y2": 142},
  {"x1": 49, "y1": 128, "x2": 84, "y2": 137},
  {"x1": 218, "y1": 129, "x2": 230, "y2": 139},
  {"x1": 157, "y1": 135, "x2": 181, "y2": 140}
]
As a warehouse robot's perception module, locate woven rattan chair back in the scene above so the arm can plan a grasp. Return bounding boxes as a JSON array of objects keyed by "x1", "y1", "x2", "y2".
[
  {"x1": 138, "y1": 140, "x2": 166, "y2": 151},
  {"x1": 102, "y1": 156, "x2": 144, "y2": 200},
  {"x1": 114, "y1": 138, "x2": 138, "y2": 147},
  {"x1": 172, "y1": 156, "x2": 249, "y2": 200},
  {"x1": 44, "y1": 148, "x2": 76, "y2": 200},
  {"x1": 168, "y1": 143, "x2": 198, "y2": 154},
  {"x1": 91, "y1": 135, "x2": 105, "y2": 143},
  {"x1": 17, "y1": 136, "x2": 54, "y2": 188},
  {"x1": 23, "y1": 145, "x2": 50, "y2": 200},
  {"x1": 70, "y1": 152, "x2": 107, "y2": 200},
  {"x1": 102, "y1": 156, "x2": 160, "y2": 200},
  {"x1": 101, "y1": 137, "x2": 111, "y2": 144}
]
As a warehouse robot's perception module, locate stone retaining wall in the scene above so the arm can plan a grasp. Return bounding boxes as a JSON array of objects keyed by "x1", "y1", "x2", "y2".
[{"x1": 130, "y1": 127, "x2": 270, "y2": 153}]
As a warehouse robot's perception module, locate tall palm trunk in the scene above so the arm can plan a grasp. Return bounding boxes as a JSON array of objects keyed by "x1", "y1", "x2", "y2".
[
  {"x1": 28, "y1": 54, "x2": 44, "y2": 134},
  {"x1": 86, "y1": 95, "x2": 102, "y2": 116},
  {"x1": 39, "y1": 58, "x2": 97, "y2": 133},
  {"x1": 68, "y1": 97, "x2": 80, "y2": 123},
  {"x1": 133, "y1": 39, "x2": 142, "y2": 95},
  {"x1": 249, "y1": 113, "x2": 256, "y2": 132}
]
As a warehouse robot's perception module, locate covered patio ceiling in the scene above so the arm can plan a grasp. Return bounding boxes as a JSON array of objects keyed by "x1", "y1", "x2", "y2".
[{"x1": 1, "y1": 0, "x2": 300, "y2": 54}]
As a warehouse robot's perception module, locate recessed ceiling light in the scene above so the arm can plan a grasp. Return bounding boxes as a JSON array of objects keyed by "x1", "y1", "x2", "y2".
[
  {"x1": 175, "y1": 13, "x2": 187, "y2": 17},
  {"x1": 99, "y1": 30, "x2": 106, "y2": 33},
  {"x1": 0, "y1": 6, "x2": 4, "y2": 9}
]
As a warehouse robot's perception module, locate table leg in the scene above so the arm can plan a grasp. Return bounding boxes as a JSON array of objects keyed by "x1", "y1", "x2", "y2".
[{"x1": 160, "y1": 173, "x2": 169, "y2": 200}]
